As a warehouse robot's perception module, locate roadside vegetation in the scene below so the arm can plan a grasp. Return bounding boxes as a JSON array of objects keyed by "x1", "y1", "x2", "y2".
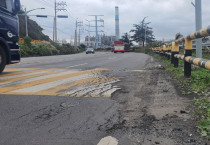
[
  {"x1": 18, "y1": 12, "x2": 85, "y2": 57},
  {"x1": 150, "y1": 50, "x2": 210, "y2": 139},
  {"x1": 20, "y1": 37, "x2": 84, "y2": 57}
]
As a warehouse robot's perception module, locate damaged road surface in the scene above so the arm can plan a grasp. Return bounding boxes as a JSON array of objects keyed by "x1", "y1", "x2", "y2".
[{"x1": 0, "y1": 52, "x2": 208, "y2": 145}]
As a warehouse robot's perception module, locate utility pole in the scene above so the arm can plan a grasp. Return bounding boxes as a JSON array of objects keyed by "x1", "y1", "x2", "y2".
[
  {"x1": 77, "y1": 21, "x2": 83, "y2": 46},
  {"x1": 25, "y1": 8, "x2": 28, "y2": 37},
  {"x1": 85, "y1": 20, "x2": 91, "y2": 47},
  {"x1": 54, "y1": 0, "x2": 56, "y2": 42},
  {"x1": 53, "y1": 0, "x2": 67, "y2": 42},
  {"x1": 191, "y1": 0, "x2": 202, "y2": 57},
  {"x1": 143, "y1": 16, "x2": 151, "y2": 47},
  {"x1": 74, "y1": 19, "x2": 78, "y2": 48},
  {"x1": 88, "y1": 15, "x2": 104, "y2": 49}
]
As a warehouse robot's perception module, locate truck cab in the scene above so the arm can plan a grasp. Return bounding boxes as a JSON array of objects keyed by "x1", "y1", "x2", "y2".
[{"x1": 0, "y1": 0, "x2": 21, "y2": 73}]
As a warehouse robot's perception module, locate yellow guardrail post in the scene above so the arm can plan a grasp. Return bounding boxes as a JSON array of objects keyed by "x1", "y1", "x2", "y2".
[
  {"x1": 167, "y1": 45, "x2": 171, "y2": 60},
  {"x1": 184, "y1": 38, "x2": 192, "y2": 77},
  {"x1": 163, "y1": 45, "x2": 167, "y2": 57},
  {"x1": 172, "y1": 42, "x2": 179, "y2": 67}
]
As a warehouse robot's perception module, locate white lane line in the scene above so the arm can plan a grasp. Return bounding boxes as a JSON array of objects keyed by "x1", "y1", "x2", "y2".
[
  {"x1": 11, "y1": 73, "x2": 96, "y2": 93},
  {"x1": 65, "y1": 63, "x2": 88, "y2": 68},
  {"x1": 0, "y1": 70, "x2": 52, "y2": 80},
  {"x1": 0, "y1": 70, "x2": 79, "y2": 87},
  {"x1": 97, "y1": 136, "x2": 118, "y2": 145}
]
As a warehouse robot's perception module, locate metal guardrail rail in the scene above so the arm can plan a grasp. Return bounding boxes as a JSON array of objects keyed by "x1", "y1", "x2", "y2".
[
  {"x1": 152, "y1": 25, "x2": 210, "y2": 77},
  {"x1": 174, "y1": 54, "x2": 210, "y2": 70}
]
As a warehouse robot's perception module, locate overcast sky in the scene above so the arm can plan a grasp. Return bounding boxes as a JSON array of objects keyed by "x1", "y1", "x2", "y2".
[{"x1": 21, "y1": 0, "x2": 210, "y2": 42}]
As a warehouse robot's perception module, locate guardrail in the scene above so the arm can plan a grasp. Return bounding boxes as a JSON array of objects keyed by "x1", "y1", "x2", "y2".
[{"x1": 152, "y1": 25, "x2": 210, "y2": 77}]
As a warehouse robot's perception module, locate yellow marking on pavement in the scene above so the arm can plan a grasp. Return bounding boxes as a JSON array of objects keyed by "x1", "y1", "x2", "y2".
[
  {"x1": 0, "y1": 68, "x2": 110, "y2": 94},
  {"x1": 4, "y1": 68, "x2": 41, "y2": 71},
  {"x1": 0, "y1": 70, "x2": 62, "y2": 84},
  {"x1": 0, "y1": 68, "x2": 60, "y2": 81},
  {"x1": 25, "y1": 77, "x2": 107, "y2": 96},
  {"x1": 10, "y1": 58, "x2": 73, "y2": 65},
  {"x1": 0, "y1": 67, "x2": 119, "y2": 97},
  {"x1": 0, "y1": 69, "x2": 39, "y2": 76}
]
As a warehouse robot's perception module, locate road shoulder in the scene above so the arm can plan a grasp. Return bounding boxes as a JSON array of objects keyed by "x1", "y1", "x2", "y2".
[{"x1": 103, "y1": 55, "x2": 208, "y2": 145}]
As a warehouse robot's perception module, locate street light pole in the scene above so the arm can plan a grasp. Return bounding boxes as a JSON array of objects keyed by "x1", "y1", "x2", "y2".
[
  {"x1": 192, "y1": 0, "x2": 202, "y2": 57},
  {"x1": 145, "y1": 25, "x2": 147, "y2": 46},
  {"x1": 24, "y1": 7, "x2": 45, "y2": 37},
  {"x1": 25, "y1": 8, "x2": 28, "y2": 37},
  {"x1": 74, "y1": 18, "x2": 78, "y2": 48},
  {"x1": 144, "y1": 16, "x2": 148, "y2": 47}
]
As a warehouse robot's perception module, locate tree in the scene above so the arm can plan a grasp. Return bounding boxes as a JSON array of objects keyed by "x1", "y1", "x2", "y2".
[
  {"x1": 130, "y1": 17, "x2": 155, "y2": 47},
  {"x1": 80, "y1": 44, "x2": 86, "y2": 51},
  {"x1": 120, "y1": 33, "x2": 134, "y2": 46},
  {"x1": 120, "y1": 33, "x2": 130, "y2": 43}
]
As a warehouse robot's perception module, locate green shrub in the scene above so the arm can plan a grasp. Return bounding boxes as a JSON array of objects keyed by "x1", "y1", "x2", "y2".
[
  {"x1": 23, "y1": 36, "x2": 32, "y2": 47},
  {"x1": 20, "y1": 43, "x2": 33, "y2": 57},
  {"x1": 20, "y1": 41, "x2": 83, "y2": 57},
  {"x1": 32, "y1": 44, "x2": 51, "y2": 56}
]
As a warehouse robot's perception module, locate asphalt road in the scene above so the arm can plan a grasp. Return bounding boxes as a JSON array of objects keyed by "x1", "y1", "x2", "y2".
[{"x1": 0, "y1": 52, "x2": 149, "y2": 145}]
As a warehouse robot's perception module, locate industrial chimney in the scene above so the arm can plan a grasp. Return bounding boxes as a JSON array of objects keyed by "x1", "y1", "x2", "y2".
[{"x1": 115, "y1": 6, "x2": 120, "y2": 40}]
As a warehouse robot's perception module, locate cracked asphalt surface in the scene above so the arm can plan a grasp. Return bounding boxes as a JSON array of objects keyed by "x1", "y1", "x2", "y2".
[{"x1": 0, "y1": 52, "x2": 208, "y2": 144}]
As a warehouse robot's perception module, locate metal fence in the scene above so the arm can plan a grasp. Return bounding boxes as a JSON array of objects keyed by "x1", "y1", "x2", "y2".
[{"x1": 152, "y1": 25, "x2": 210, "y2": 77}]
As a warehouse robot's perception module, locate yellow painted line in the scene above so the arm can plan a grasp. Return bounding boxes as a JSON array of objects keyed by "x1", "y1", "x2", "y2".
[
  {"x1": 9, "y1": 77, "x2": 101, "y2": 96},
  {"x1": 0, "y1": 69, "x2": 59, "y2": 80},
  {"x1": 10, "y1": 58, "x2": 73, "y2": 65},
  {"x1": 4, "y1": 67, "x2": 41, "y2": 72},
  {"x1": 0, "y1": 70, "x2": 63, "y2": 84},
  {"x1": 0, "y1": 69, "x2": 46, "y2": 78},
  {"x1": 0, "y1": 68, "x2": 109, "y2": 94}
]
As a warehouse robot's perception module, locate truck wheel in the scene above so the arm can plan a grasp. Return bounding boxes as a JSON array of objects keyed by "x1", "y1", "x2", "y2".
[{"x1": 0, "y1": 47, "x2": 6, "y2": 73}]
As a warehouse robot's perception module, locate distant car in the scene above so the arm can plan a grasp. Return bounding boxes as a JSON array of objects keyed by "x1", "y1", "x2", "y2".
[{"x1": 86, "y1": 48, "x2": 95, "y2": 54}]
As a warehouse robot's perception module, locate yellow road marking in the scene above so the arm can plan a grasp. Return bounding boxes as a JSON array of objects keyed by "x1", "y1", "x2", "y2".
[
  {"x1": 37, "y1": 77, "x2": 116, "y2": 96},
  {"x1": 0, "y1": 70, "x2": 63, "y2": 84},
  {"x1": 0, "y1": 68, "x2": 109, "y2": 94},
  {"x1": 10, "y1": 58, "x2": 73, "y2": 65},
  {"x1": 1, "y1": 67, "x2": 118, "y2": 98},
  {"x1": 4, "y1": 68, "x2": 41, "y2": 71},
  {"x1": 0, "y1": 68, "x2": 61, "y2": 81}
]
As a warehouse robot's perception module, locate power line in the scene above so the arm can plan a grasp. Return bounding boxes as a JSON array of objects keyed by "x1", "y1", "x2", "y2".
[
  {"x1": 36, "y1": 0, "x2": 54, "y2": 8},
  {"x1": 43, "y1": 0, "x2": 54, "y2": 7},
  {"x1": 53, "y1": 0, "x2": 68, "y2": 42},
  {"x1": 88, "y1": 15, "x2": 104, "y2": 49},
  {"x1": 41, "y1": 25, "x2": 70, "y2": 36}
]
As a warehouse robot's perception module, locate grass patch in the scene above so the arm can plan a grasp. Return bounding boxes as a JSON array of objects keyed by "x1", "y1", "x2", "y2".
[{"x1": 194, "y1": 95, "x2": 210, "y2": 139}]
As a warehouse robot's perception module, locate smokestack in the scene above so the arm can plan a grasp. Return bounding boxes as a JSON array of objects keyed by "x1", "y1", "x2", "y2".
[{"x1": 115, "y1": 6, "x2": 120, "y2": 40}]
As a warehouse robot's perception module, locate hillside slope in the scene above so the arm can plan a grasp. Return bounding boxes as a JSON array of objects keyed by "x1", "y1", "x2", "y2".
[{"x1": 18, "y1": 11, "x2": 50, "y2": 41}]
